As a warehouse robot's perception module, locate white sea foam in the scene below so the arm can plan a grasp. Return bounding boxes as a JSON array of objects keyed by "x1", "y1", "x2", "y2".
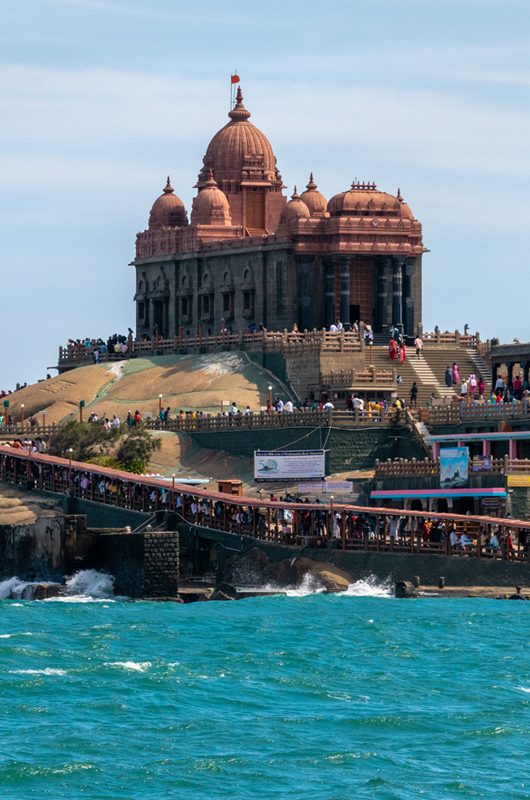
[
  {"x1": 343, "y1": 576, "x2": 393, "y2": 598},
  {"x1": 10, "y1": 668, "x2": 66, "y2": 676},
  {"x1": 0, "y1": 632, "x2": 32, "y2": 638},
  {"x1": 285, "y1": 573, "x2": 326, "y2": 597},
  {"x1": 0, "y1": 577, "x2": 29, "y2": 600},
  {"x1": 107, "y1": 661, "x2": 151, "y2": 672},
  {"x1": 517, "y1": 686, "x2": 530, "y2": 694},
  {"x1": 63, "y1": 570, "x2": 115, "y2": 599}
]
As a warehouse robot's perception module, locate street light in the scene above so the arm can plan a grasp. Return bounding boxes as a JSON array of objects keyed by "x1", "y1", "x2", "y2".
[
  {"x1": 68, "y1": 447, "x2": 73, "y2": 486},
  {"x1": 158, "y1": 393, "x2": 163, "y2": 415},
  {"x1": 20, "y1": 404, "x2": 25, "y2": 425},
  {"x1": 268, "y1": 385, "x2": 273, "y2": 410}
]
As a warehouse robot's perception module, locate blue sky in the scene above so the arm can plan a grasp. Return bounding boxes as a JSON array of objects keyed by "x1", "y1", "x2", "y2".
[{"x1": 2, "y1": 0, "x2": 529, "y2": 389}]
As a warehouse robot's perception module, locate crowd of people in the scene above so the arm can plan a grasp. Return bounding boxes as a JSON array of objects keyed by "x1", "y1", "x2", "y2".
[{"x1": 64, "y1": 332, "x2": 133, "y2": 363}]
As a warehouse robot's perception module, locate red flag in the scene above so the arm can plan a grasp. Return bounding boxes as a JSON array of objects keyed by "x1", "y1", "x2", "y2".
[{"x1": 231, "y1": 74, "x2": 240, "y2": 84}]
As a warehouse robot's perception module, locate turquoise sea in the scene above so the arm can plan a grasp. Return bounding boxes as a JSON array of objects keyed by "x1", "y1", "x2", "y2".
[{"x1": 1, "y1": 580, "x2": 529, "y2": 799}]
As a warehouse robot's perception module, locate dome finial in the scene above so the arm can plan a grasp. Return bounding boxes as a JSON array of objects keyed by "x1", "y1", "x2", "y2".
[
  {"x1": 164, "y1": 176, "x2": 174, "y2": 194},
  {"x1": 397, "y1": 187, "x2": 403, "y2": 201},
  {"x1": 291, "y1": 186, "x2": 300, "y2": 199},
  {"x1": 228, "y1": 86, "x2": 251, "y2": 122},
  {"x1": 306, "y1": 173, "x2": 317, "y2": 191}
]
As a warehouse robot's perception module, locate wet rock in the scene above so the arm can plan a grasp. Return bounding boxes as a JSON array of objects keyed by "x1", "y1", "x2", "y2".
[
  {"x1": 210, "y1": 582, "x2": 238, "y2": 601},
  {"x1": 222, "y1": 548, "x2": 269, "y2": 585},
  {"x1": 395, "y1": 580, "x2": 419, "y2": 598}
]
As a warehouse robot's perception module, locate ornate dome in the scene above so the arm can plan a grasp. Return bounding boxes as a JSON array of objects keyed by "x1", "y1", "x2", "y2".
[
  {"x1": 148, "y1": 177, "x2": 187, "y2": 229},
  {"x1": 328, "y1": 182, "x2": 414, "y2": 220},
  {"x1": 197, "y1": 87, "x2": 282, "y2": 187},
  {"x1": 279, "y1": 188, "x2": 310, "y2": 225},
  {"x1": 300, "y1": 173, "x2": 328, "y2": 217},
  {"x1": 191, "y1": 172, "x2": 232, "y2": 226}
]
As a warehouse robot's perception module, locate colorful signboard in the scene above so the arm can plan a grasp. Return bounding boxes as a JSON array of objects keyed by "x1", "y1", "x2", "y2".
[
  {"x1": 439, "y1": 447, "x2": 469, "y2": 488},
  {"x1": 507, "y1": 474, "x2": 530, "y2": 487},
  {"x1": 254, "y1": 450, "x2": 325, "y2": 482}
]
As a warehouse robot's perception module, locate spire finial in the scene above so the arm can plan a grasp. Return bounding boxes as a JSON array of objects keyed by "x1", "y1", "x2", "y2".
[
  {"x1": 228, "y1": 86, "x2": 251, "y2": 122},
  {"x1": 397, "y1": 187, "x2": 403, "y2": 201},
  {"x1": 163, "y1": 177, "x2": 173, "y2": 194},
  {"x1": 306, "y1": 173, "x2": 317, "y2": 191}
]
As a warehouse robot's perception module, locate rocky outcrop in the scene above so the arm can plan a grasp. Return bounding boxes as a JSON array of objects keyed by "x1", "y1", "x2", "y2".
[
  {"x1": 394, "y1": 580, "x2": 419, "y2": 598},
  {"x1": 220, "y1": 547, "x2": 353, "y2": 594}
]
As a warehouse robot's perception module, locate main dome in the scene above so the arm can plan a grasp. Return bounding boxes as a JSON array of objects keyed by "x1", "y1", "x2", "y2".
[{"x1": 197, "y1": 87, "x2": 280, "y2": 187}]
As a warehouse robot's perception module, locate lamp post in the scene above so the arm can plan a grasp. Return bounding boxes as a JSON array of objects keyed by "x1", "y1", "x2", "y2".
[
  {"x1": 79, "y1": 399, "x2": 85, "y2": 423},
  {"x1": 68, "y1": 447, "x2": 73, "y2": 487},
  {"x1": 158, "y1": 394, "x2": 163, "y2": 416},
  {"x1": 20, "y1": 404, "x2": 25, "y2": 426},
  {"x1": 268, "y1": 385, "x2": 273, "y2": 410},
  {"x1": 172, "y1": 474, "x2": 176, "y2": 491}
]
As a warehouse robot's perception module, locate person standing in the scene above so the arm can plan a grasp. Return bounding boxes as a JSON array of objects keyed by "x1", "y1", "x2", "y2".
[
  {"x1": 445, "y1": 366, "x2": 453, "y2": 387},
  {"x1": 414, "y1": 336, "x2": 423, "y2": 359},
  {"x1": 452, "y1": 362, "x2": 460, "y2": 384},
  {"x1": 410, "y1": 382, "x2": 418, "y2": 408}
]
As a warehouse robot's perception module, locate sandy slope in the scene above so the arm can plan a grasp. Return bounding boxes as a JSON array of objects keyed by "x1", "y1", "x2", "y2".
[{"x1": 6, "y1": 353, "x2": 287, "y2": 425}]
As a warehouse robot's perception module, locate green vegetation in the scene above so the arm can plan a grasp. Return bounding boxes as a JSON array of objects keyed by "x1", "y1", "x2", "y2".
[{"x1": 47, "y1": 421, "x2": 161, "y2": 474}]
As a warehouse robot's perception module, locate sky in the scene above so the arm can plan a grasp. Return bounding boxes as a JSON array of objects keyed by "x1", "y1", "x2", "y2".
[{"x1": 2, "y1": 0, "x2": 529, "y2": 390}]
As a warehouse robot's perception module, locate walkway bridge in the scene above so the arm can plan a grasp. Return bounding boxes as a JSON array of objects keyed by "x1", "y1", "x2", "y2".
[{"x1": 0, "y1": 445, "x2": 528, "y2": 563}]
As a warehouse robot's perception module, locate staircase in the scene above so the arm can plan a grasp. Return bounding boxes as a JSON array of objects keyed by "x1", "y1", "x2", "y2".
[{"x1": 363, "y1": 343, "x2": 490, "y2": 409}]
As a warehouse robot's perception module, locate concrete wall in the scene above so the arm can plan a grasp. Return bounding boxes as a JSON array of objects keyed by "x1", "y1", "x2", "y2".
[{"x1": 189, "y1": 425, "x2": 424, "y2": 473}]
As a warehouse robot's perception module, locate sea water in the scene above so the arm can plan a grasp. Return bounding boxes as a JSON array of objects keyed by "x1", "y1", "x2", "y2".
[{"x1": 0, "y1": 576, "x2": 529, "y2": 799}]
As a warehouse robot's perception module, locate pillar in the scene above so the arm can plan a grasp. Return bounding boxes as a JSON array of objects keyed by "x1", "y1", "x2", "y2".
[
  {"x1": 323, "y1": 257, "x2": 335, "y2": 326},
  {"x1": 523, "y1": 362, "x2": 529, "y2": 390},
  {"x1": 432, "y1": 442, "x2": 440, "y2": 459},
  {"x1": 507, "y1": 362, "x2": 514, "y2": 390},
  {"x1": 509, "y1": 438, "x2": 517, "y2": 461},
  {"x1": 403, "y1": 261, "x2": 415, "y2": 337},
  {"x1": 482, "y1": 440, "x2": 491, "y2": 457},
  {"x1": 376, "y1": 259, "x2": 388, "y2": 333},
  {"x1": 392, "y1": 258, "x2": 403, "y2": 331},
  {"x1": 339, "y1": 256, "x2": 350, "y2": 325},
  {"x1": 491, "y1": 362, "x2": 498, "y2": 391}
]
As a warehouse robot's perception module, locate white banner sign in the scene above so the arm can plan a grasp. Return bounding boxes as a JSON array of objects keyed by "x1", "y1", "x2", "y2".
[
  {"x1": 254, "y1": 450, "x2": 325, "y2": 482},
  {"x1": 297, "y1": 481, "x2": 353, "y2": 494}
]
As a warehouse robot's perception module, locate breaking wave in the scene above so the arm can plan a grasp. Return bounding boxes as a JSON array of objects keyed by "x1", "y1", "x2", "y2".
[
  {"x1": 64, "y1": 570, "x2": 115, "y2": 599},
  {"x1": 343, "y1": 576, "x2": 394, "y2": 597}
]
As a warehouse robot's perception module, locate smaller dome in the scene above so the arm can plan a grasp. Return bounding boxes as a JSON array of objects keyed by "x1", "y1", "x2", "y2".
[
  {"x1": 148, "y1": 177, "x2": 187, "y2": 229},
  {"x1": 328, "y1": 181, "x2": 414, "y2": 220},
  {"x1": 279, "y1": 188, "x2": 311, "y2": 225},
  {"x1": 300, "y1": 173, "x2": 328, "y2": 217},
  {"x1": 191, "y1": 172, "x2": 232, "y2": 226}
]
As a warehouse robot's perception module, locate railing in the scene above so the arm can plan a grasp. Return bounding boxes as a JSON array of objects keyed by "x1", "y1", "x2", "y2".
[
  {"x1": 2, "y1": 409, "x2": 401, "y2": 439},
  {"x1": 421, "y1": 330, "x2": 480, "y2": 347},
  {"x1": 1, "y1": 445, "x2": 529, "y2": 560},
  {"x1": 320, "y1": 367, "x2": 396, "y2": 387},
  {"x1": 57, "y1": 329, "x2": 364, "y2": 368},
  {"x1": 427, "y1": 400, "x2": 530, "y2": 426},
  {"x1": 375, "y1": 456, "x2": 512, "y2": 479}
]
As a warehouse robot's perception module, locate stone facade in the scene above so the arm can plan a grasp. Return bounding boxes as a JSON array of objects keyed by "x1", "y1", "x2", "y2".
[{"x1": 133, "y1": 88, "x2": 425, "y2": 339}]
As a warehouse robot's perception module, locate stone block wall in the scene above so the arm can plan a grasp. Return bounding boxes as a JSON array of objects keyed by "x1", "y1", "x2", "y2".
[{"x1": 144, "y1": 530, "x2": 180, "y2": 598}]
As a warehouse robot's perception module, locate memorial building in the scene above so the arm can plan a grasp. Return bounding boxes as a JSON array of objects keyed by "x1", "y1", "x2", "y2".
[{"x1": 133, "y1": 87, "x2": 425, "y2": 339}]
